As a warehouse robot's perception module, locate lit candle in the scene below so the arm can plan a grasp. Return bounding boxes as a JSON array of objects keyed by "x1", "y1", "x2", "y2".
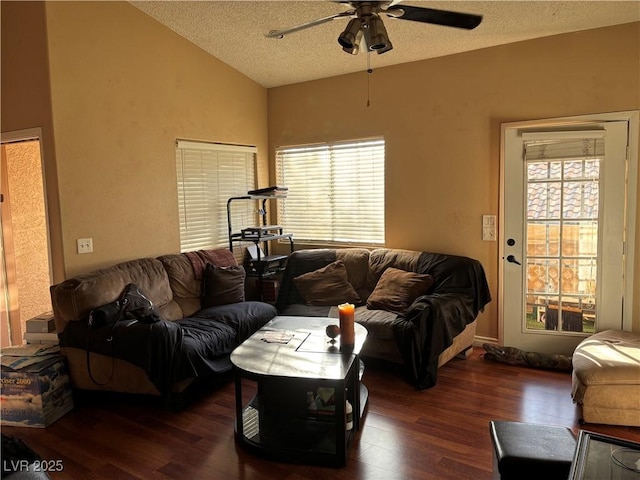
[{"x1": 338, "y1": 303, "x2": 355, "y2": 349}]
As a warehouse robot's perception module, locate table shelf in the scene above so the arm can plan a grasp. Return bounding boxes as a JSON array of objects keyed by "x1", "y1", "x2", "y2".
[{"x1": 231, "y1": 317, "x2": 368, "y2": 467}]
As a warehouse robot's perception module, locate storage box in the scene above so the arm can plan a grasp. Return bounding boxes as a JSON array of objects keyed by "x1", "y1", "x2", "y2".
[
  {"x1": 1, "y1": 355, "x2": 74, "y2": 428},
  {"x1": 23, "y1": 331, "x2": 59, "y2": 344},
  {"x1": 25, "y1": 312, "x2": 56, "y2": 333}
]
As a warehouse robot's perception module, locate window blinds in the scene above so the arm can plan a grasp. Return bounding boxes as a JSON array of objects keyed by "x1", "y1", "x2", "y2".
[
  {"x1": 275, "y1": 138, "x2": 385, "y2": 245},
  {"x1": 523, "y1": 130, "x2": 605, "y2": 161},
  {"x1": 176, "y1": 141, "x2": 256, "y2": 252}
]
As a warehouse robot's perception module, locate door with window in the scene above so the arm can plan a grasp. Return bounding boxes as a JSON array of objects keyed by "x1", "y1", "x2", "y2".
[{"x1": 501, "y1": 113, "x2": 637, "y2": 355}]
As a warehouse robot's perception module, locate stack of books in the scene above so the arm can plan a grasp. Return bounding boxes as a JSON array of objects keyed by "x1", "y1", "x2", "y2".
[
  {"x1": 247, "y1": 186, "x2": 288, "y2": 198},
  {"x1": 24, "y1": 312, "x2": 58, "y2": 344}
]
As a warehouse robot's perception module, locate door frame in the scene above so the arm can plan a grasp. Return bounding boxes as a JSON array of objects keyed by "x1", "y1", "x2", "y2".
[
  {"x1": 0, "y1": 127, "x2": 53, "y2": 345},
  {"x1": 498, "y1": 111, "x2": 638, "y2": 346}
]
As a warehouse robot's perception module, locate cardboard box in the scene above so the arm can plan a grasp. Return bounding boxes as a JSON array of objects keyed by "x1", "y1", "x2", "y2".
[
  {"x1": 1, "y1": 355, "x2": 74, "y2": 428},
  {"x1": 26, "y1": 312, "x2": 56, "y2": 333},
  {"x1": 23, "y1": 332, "x2": 59, "y2": 344}
]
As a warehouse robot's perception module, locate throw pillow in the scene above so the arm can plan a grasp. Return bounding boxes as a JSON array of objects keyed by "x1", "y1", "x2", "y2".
[
  {"x1": 293, "y1": 260, "x2": 361, "y2": 306},
  {"x1": 366, "y1": 267, "x2": 434, "y2": 315},
  {"x1": 201, "y1": 263, "x2": 246, "y2": 308}
]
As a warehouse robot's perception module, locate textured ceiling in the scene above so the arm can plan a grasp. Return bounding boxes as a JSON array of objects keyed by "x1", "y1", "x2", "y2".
[{"x1": 130, "y1": 1, "x2": 640, "y2": 88}]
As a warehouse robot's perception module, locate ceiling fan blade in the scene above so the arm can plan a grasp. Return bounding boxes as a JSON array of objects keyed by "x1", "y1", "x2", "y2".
[
  {"x1": 386, "y1": 5, "x2": 482, "y2": 30},
  {"x1": 265, "y1": 10, "x2": 355, "y2": 38}
]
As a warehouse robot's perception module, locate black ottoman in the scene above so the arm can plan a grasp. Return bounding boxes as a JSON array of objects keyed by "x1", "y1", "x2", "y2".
[{"x1": 489, "y1": 420, "x2": 576, "y2": 480}]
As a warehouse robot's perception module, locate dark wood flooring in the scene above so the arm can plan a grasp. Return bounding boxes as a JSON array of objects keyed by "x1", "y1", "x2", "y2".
[{"x1": 3, "y1": 347, "x2": 639, "y2": 479}]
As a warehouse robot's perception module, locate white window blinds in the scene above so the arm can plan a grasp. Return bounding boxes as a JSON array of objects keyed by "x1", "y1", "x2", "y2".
[
  {"x1": 523, "y1": 130, "x2": 605, "y2": 161},
  {"x1": 176, "y1": 140, "x2": 256, "y2": 252},
  {"x1": 275, "y1": 138, "x2": 385, "y2": 245}
]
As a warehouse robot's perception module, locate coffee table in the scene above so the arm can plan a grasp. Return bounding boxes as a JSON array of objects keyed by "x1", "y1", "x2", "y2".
[{"x1": 230, "y1": 315, "x2": 368, "y2": 467}]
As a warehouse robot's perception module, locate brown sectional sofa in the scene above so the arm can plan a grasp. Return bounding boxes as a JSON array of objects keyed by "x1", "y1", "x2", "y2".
[
  {"x1": 51, "y1": 246, "x2": 490, "y2": 401},
  {"x1": 50, "y1": 249, "x2": 277, "y2": 400},
  {"x1": 275, "y1": 247, "x2": 491, "y2": 389}
]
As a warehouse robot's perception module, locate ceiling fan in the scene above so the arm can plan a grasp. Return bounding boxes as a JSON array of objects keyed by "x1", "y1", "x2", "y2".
[{"x1": 265, "y1": 1, "x2": 483, "y2": 55}]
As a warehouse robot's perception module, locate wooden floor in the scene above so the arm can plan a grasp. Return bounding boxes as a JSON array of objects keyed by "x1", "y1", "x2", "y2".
[{"x1": 3, "y1": 347, "x2": 640, "y2": 480}]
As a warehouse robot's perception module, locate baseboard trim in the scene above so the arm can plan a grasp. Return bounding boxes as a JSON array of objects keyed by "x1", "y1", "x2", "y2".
[{"x1": 473, "y1": 335, "x2": 498, "y2": 347}]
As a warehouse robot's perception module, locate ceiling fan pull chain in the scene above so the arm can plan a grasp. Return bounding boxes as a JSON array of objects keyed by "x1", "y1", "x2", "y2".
[{"x1": 366, "y1": 51, "x2": 372, "y2": 107}]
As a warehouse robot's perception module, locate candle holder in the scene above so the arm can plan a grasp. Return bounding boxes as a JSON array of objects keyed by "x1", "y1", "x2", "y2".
[
  {"x1": 325, "y1": 324, "x2": 340, "y2": 345},
  {"x1": 338, "y1": 303, "x2": 355, "y2": 351}
]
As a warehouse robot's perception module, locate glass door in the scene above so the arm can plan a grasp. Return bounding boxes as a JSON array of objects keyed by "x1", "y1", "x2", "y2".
[
  {"x1": 523, "y1": 134, "x2": 601, "y2": 334},
  {"x1": 501, "y1": 116, "x2": 633, "y2": 355}
]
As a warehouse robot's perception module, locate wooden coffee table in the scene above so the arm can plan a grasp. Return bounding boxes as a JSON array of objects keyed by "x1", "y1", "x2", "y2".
[{"x1": 230, "y1": 315, "x2": 368, "y2": 467}]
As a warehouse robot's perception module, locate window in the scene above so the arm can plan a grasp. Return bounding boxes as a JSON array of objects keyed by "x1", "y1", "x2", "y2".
[
  {"x1": 275, "y1": 138, "x2": 385, "y2": 245},
  {"x1": 176, "y1": 140, "x2": 256, "y2": 252},
  {"x1": 523, "y1": 134, "x2": 603, "y2": 333}
]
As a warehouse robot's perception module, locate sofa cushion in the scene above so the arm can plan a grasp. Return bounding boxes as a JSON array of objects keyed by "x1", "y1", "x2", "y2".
[
  {"x1": 335, "y1": 248, "x2": 372, "y2": 299},
  {"x1": 192, "y1": 301, "x2": 277, "y2": 341},
  {"x1": 367, "y1": 248, "x2": 422, "y2": 290},
  {"x1": 335, "y1": 305, "x2": 398, "y2": 340},
  {"x1": 366, "y1": 267, "x2": 433, "y2": 314},
  {"x1": 184, "y1": 248, "x2": 237, "y2": 280},
  {"x1": 202, "y1": 264, "x2": 246, "y2": 307},
  {"x1": 293, "y1": 260, "x2": 361, "y2": 306},
  {"x1": 158, "y1": 249, "x2": 238, "y2": 318},
  {"x1": 50, "y1": 258, "x2": 179, "y2": 332}
]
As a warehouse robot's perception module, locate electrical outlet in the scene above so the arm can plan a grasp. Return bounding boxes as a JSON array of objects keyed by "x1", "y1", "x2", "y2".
[
  {"x1": 483, "y1": 227, "x2": 496, "y2": 241},
  {"x1": 77, "y1": 238, "x2": 93, "y2": 254}
]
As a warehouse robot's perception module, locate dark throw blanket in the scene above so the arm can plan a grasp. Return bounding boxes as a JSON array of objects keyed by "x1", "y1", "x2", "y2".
[
  {"x1": 395, "y1": 252, "x2": 492, "y2": 389},
  {"x1": 60, "y1": 301, "x2": 276, "y2": 394}
]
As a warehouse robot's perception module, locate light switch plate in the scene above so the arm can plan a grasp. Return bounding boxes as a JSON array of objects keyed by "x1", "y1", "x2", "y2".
[
  {"x1": 482, "y1": 215, "x2": 496, "y2": 241},
  {"x1": 482, "y1": 214, "x2": 496, "y2": 227}
]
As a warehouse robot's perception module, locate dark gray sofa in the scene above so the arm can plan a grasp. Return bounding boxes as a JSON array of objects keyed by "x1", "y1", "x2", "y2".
[{"x1": 275, "y1": 248, "x2": 491, "y2": 389}]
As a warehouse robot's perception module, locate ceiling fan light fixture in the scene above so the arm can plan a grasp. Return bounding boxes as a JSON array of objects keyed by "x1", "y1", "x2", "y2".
[
  {"x1": 376, "y1": 38, "x2": 393, "y2": 54},
  {"x1": 338, "y1": 17, "x2": 363, "y2": 49},
  {"x1": 342, "y1": 29, "x2": 363, "y2": 55},
  {"x1": 366, "y1": 16, "x2": 389, "y2": 50}
]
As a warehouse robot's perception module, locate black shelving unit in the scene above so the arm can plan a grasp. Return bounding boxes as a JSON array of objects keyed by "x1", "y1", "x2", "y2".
[{"x1": 227, "y1": 195, "x2": 294, "y2": 300}]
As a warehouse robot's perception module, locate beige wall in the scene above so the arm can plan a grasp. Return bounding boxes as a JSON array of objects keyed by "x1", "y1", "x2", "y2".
[
  {"x1": 268, "y1": 23, "x2": 640, "y2": 339},
  {"x1": 42, "y1": 1, "x2": 269, "y2": 277},
  {"x1": 0, "y1": 1, "x2": 64, "y2": 283}
]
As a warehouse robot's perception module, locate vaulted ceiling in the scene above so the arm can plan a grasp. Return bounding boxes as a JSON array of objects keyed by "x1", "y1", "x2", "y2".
[{"x1": 130, "y1": 1, "x2": 640, "y2": 88}]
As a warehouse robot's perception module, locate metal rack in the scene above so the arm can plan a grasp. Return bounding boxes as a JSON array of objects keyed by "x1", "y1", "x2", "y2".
[{"x1": 227, "y1": 195, "x2": 294, "y2": 299}]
